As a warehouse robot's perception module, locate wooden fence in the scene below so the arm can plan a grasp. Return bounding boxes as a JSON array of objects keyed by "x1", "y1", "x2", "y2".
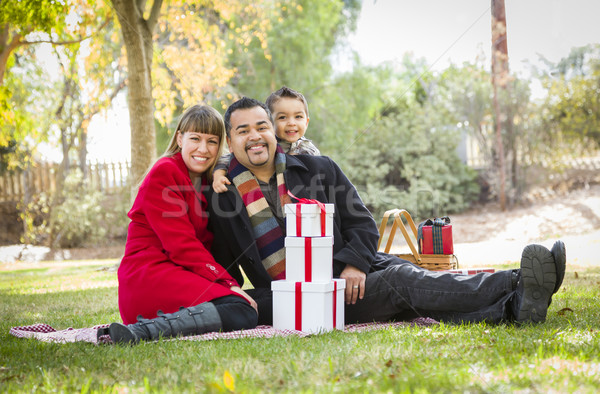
[{"x1": 0, "y1": 161, "x2": 131, "y2": 203}]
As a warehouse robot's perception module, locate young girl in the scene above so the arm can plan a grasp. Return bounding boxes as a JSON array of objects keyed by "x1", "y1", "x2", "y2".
[
  {"x1": 106, "y1": 105, "x2": 258, "y2": 344},
  {"x1": 212, "y1": 86, "x2": 320, "y2": 192}
]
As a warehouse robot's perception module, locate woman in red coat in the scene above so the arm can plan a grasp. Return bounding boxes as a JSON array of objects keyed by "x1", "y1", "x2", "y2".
[{"x1": 106, "y1": 105, "x2": 258, "y2": 344}]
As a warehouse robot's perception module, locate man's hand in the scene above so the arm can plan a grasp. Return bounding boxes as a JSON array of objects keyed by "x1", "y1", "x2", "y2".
[
  {"x1": 340, "y1": 265, "x2": 366, "y2": 305},
  {"x1": 212, "y1": 169, "x2": 231, "y2": 193},
  {"x1": 229, "y1": 286, "x2": 258, "y2": 313}
]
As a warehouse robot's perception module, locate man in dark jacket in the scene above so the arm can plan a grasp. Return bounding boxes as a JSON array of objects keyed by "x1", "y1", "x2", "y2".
[{"x1": 207, "y1": 97, "x2": 566, "y2": 326}]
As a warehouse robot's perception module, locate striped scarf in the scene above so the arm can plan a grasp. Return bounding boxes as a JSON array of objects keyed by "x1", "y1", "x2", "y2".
[{"x1": 229, "y1": 146, "x2": 292, "y2": 280}]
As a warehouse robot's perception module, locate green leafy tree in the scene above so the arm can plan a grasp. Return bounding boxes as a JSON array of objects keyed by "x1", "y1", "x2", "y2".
[
  {"x1": 1, "y1": 0, "x2": 112, "y2": 170},
  {"x1": 0, "y1": 0, "x2": 109, "y2": 122},
  {"x1": 337, "y1": 60, "x2": 479, "y2": 220},
  {"x1": 151, "y1": 0, "x2": 359, "y2": 154},
  {"x1": 0, "y1": 46, "x2": 57, "y2": 169},
  {"x1": 309, "y1": 59, "x2": 389, "y2": 156},
  {"x1": 2, "y1": 0, "x2": 119, "y2": 244},
  {"x1": 344, "y1": 96, "x2": 479, "y2": 220},
  {"x1": 0, "y1": 0, "x2": 66, "y2": 150},
  {"x1": 229, "y1": 0, "x2": 360, "y2": 103},
  {"x1": 51, "y1": 15, "x2": 125, "y2": 181},
  {"x1": 436, "y1": 59, "x2": 538, "y2": 202},
  {"x1": 437, "y1": 61, "x2": 494, "y2": 166},
  {"x1": 539, "y1": 44, "x2": 600, "y2": 151},
  {"x1": 0, "y1": 0, "x2": 68, "y2": 84}
]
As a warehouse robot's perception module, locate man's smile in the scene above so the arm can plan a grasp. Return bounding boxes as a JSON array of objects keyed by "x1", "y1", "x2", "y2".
[{"x1": 246, "y1": 142, "x2": 268, "y2": 151}]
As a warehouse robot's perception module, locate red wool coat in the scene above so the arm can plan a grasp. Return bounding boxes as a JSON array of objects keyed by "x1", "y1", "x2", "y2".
[{"x1": 117, "y1": 152, "x2": 243, "y2": 324}]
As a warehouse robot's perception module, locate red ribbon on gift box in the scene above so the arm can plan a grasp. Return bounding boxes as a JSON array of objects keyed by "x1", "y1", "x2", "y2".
[
  {"x1": 333, "y1": 280, "x2": 337, "y2": 329},
  {"x1": 304, "y1": 238, "x2": 312, "y2": 282},
  {"x1": 288, "y1": 191, "x2": 327, "y2": 236},
  {"x1": 295, "y1": 282, "x2": 302, "y2": 331}
]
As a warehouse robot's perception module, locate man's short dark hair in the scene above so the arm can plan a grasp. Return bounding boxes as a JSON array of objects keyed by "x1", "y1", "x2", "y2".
[{"x1": 224, "y1": 97, "x2": 274, "y2": 138}]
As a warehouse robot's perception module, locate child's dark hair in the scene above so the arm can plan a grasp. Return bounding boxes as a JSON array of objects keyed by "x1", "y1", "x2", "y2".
[
  {"x1": 224, "y1": 97, "x2": 273, "y2": 138},
  {"x1": 265, "y1": 86, "x2": 309, "y2": 117}
]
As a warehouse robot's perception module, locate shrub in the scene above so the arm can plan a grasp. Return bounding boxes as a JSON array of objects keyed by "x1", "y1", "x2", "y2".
[
  {"x1": 19, "y1": 169, "x2": 130, "y2": 248},
  {"x1": 336, "y1": 98, "x2": 480, "y2": 222},
  {"x1": 49, "y1": 169, "x2": 108, "y2": 248},
  {"x1": 19, "y1": 193, "x2": 51, "y2": 245}
]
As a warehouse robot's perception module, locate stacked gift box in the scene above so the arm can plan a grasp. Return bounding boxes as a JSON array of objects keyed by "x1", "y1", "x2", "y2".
[{"x1": 272, "y1": 201, "x2": 345, "y2": 334}]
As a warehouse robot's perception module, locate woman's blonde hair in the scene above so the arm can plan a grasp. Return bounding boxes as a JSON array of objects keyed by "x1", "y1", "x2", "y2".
[{"x1": 137, "y1": 105, "x2": 225, "y2": 189}]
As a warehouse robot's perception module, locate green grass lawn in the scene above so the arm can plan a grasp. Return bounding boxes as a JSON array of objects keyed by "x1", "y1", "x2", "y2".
[{"x1": 1, "y1": 260, "x2": 599, "y2": 393}]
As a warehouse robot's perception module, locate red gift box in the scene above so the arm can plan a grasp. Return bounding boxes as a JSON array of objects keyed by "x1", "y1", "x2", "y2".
[{"x1": 418, "y1": 218, "x2": 454, "y2": 255}]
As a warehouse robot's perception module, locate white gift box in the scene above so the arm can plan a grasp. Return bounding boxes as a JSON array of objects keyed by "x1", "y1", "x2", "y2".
[
  {"x1": 285, "y1": 203, "x2": 334, "y2": 237},
  {"x1": 285, "y1": 236, "x2": 333, "y2": 282},
  {"x1": 272, "y1": 279, "x2": 346, "y2": 333}
]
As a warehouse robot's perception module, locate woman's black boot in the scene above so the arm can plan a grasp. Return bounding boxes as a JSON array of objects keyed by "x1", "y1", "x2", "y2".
[{"x1": 108, "y1": 302, "x2": 222, "y2": 344}]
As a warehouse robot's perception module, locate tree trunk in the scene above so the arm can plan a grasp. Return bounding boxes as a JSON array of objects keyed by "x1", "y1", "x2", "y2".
[
  {"x1": 111, "y1": 0, "x2": 163, "y2": 184},
  {"x1": 507, "y1": 103, "x2": 518, "y2": 198},
  {"x1": 21, "y1": 164, "x2": 32, "y2": 242},
  {"x1": 78, "y1": 124, "x2": 88, "y2": 179},
  {"x1": 491, "y1": 0, "x2": 510, "y2": 210},
  {"x1": 55, "y1": 71, "x2": 73, "y2": 185},
  {"x1": 60, "y1": 126, "x2": 71, "y2": 175}
]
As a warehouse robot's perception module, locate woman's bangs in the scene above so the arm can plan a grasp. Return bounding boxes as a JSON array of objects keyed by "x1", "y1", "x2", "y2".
[{"x1": 182, "y1": 113, "x2": 223, "y2": 138}]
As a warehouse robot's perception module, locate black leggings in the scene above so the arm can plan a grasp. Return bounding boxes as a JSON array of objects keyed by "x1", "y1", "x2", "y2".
[
  {"x1": 245, "y1": 287, "x2": 273, "y2": 325},
  {"x1": 211, "y1": 295, "x2": 258, "y2": 331}
]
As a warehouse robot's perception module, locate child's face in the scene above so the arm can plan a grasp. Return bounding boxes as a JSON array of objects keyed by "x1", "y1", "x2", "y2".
[{"x1": 271, "y1": 97, "x2": 309, "y2": 144}]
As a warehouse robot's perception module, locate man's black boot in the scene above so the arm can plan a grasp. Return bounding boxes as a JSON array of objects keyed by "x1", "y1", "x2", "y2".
[
  {"x1": 513, "y1": 244, "x2": 556, "y2": 323},
  {"x1": 550, "y1": 240, "x2": 566, "y2": 300}
]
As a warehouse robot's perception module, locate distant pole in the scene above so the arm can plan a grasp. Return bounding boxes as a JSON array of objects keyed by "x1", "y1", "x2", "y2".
[{"x1": 491, "y1": 0, "x2": 509, "y2": 211}]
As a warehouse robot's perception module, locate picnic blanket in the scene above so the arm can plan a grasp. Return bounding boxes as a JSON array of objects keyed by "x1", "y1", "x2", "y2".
[{"x1": 9, "y1": 318, "x2": 438, "y2": 345}]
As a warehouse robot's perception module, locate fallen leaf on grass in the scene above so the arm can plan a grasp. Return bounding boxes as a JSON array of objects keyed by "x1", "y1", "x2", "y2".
[
  {"x1": 557, "y1": 307, "x2": 574, "y2": 316},
  {"x1": 223, "y1": 370, "x2": 235, "y2": 392}
]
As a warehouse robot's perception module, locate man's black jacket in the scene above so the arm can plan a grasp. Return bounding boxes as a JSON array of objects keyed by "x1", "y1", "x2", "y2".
[{"x1": 206, "y1": 154, "x2": 389, "y2": 289}]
